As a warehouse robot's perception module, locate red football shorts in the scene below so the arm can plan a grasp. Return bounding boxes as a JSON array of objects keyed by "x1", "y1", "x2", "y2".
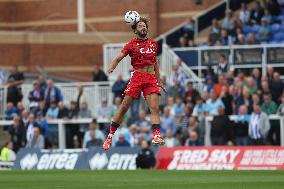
[{"x1": 124, "y1": 71, "x2": 160, "y2": 99}]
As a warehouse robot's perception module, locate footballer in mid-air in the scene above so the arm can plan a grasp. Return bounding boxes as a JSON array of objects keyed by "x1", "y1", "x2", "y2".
[{"x1": 103, "y1": 11, "x2": 167, "y2": 150}]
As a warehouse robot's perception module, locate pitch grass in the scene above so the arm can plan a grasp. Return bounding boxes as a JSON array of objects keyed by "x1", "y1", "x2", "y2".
[{"x1": 0, "y1": 170, "x2": 284, "y2": 189}]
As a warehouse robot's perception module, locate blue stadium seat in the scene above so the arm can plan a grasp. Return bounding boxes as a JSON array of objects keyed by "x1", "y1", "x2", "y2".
[
  {"x1": 276, "y1": 15, "x2": 284, "y2": 21},
  {"x1": 281, "y1": 8, "x2": 284, "y2": 15},
  {"x1": 281, "y1": 24, "x2": 284, "y2": 32},
  {"x1": 252, "y1": 25, "x2": 261, "y2": 33},
  {"x1": 273, "y1": 32, "x2": 284, "y2": 41},
  {"x1": 243, "y1": 25, "x2": 253, "y2": 34},
  {"x1": 271, "y1": 24, "x2": 281, "y2": 32}
]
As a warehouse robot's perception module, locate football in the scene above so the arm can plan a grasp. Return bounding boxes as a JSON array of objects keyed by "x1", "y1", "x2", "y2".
[{"x1": 124, "y1": 11, "x2": 140, "y2": 25}]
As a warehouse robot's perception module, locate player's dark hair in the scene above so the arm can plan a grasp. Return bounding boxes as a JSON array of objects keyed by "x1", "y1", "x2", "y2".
[{"x1": 131, "y1": 17, "x2": 149, "y2": 31}]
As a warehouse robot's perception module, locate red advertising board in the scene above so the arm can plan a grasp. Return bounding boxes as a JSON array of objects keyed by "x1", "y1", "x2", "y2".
[{"x1": 156, "y1": 146, "x2": 284, "y2": 170}]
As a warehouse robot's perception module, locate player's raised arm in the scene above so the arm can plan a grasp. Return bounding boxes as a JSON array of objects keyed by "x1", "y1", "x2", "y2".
[{"x1": 107, "y1": 52, "x2": 126, "y2": 74}]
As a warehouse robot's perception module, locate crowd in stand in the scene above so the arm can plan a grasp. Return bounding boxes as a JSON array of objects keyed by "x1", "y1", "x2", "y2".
[
  {"x1": 179, "y1": 0, "x2": 284, "y2": 47},
  {"x1": 1, "y1": 58, "x2": 284, "y2": 161}
]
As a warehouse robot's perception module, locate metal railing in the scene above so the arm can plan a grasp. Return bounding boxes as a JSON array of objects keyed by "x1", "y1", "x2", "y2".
[
  {"x1": 0, "y1": 82, "x2": 113, "y2": 118},
  {"x1": 172, "y1": 44, "x2": 284, "y2": 79}
]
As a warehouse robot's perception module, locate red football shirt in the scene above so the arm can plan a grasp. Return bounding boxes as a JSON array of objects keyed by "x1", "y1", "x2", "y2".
[{"x1": 121, "y1": 37, "x2": 158, "y2": 69}]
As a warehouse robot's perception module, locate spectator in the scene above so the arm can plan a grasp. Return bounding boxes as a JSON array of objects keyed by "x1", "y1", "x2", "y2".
[
  {"x1": 185, "y1": 82, "x2": 200, "y2": 103},
  {"x1": 129, "y1": 124, "x2": 138, "y2": 147},
  {"x1": 234, "y1": 105, "x2": 250, "y2": 146},
  {"x1": 16, "y1": 102, "x2": 25, "y2": 117},
  {"x1": 236, "y1": 34, "x2": 246, "y2": 45},
  {"x1": 261, "y1": 93, "x2": 278, "y2": 115},
  {"x1": 115, "y1": 134, "x2": 131, "y2": 147},
  {"x1": 37, "y1": 112, "x2": 49, "y2": 148},
  {"x1": 248, "y1": 104, "x2": 270, "y2": 145},
  {"x1": 92, "y1": 65, "x2": 108, "y2": 81},
  {"x1": 235, "y1": 89, "x2": 253, "y2": 114},
  {"x1": 66, "y1": 101, "x2": 80, "y2": 148},
  {"x1": 219, "y1": 29, "x2": 233, "y2": 46},
  {"x1": 277, "y1": 96, "x2": 284, "y2": 115},
  {"x1": 203, "y1": 75, "x2": 214, "y2": 93},
  {"x1": 247, "y1": 32, "x2": 260, "y2": 45},
  {"x1": 261, "y1": 80, "x2": 271, "y2": 94},
  {"x1": 252, "y1": 68, "x2": 262, "y2": 88},
  {"x1": 5, "y1": 102, "x2": 17, "y2": 120},
  {"x1": 180, "y1": 17, "x2": 195, "y2": 41},
  {"x1": 211, "y1": 107, "x2": 232, "y2": 145},
  {"x1": 136, "y1": 140, "x2": 156, "y2": 169},
  {"x1": 46, "y1": 101, "x2": 59, "y2": 120},
  {"x1": 215, "y1": 54, "x2": 230, "y2": 76},
  {"x1": 78, "y1": 102, "x2": 92, "y2": 140},
  {"x1": 21, "y1": 110, "x2": 30, "y2": 126},
  {"x1": 184, "y1": 130, "x2": 202, "y2": 146},
  {"x1": 112, "y1": 97, "x2": 128, "y2": 127},
  {"x1": 0, "y1": 68, "x2": 7, "y2": 85},
  {"x1": 250, "y1": 1, "x2": 264, "y2": 24},
  {"x1": 25, "y1": 113, "x2": 38, "y2": 144},
  {"x1": 96, "y1": 98, "x2": 113, "y2": 122},
  {"x1": 112, "y1": 74, "x2": 127, "y2": 100},
  {"x1": 86, "y1": 129, "x2": 103, "y2": 148},
  {"x1": 44, "y1": 79, "x2": 63, "y2": 114},
  {"x1": 267, "y1": 66, "x2": 274, "y2": 81},
  {"x1": 176, "y1": 105, "x2": 191, "y2": 132},
  {"x1": 58, "y1": 102, "x2": 68, "y2": 119},
  {"x1": 8, "y1": 115, "x2": 25, "y2": 152},
  {"x1": 168, "y1": 80, "x2": 186, "y2": 99},
  {"x1": 206, "y1": 91, "x2": 225, "y2": 116},
  {"x1": 0, "y1": 141, "x2": 16, "y2": 161},
  {"x1": 240, "y1": 3, "x2": 251, "y2": 24},
  {"x1": 135, "y1": 110, "x2": 151, "y2": 141},
  {"x1": 192, "y1": 96, "x2": 207, "y2": 118},
  {"x1": 168, "y1": 64, "x2": 186, "y2": 88},
  {"x1": 262, "y1": 9, "x2": 273, "y2": 24},
  {"x1": 26, "y1": 126, "x2": 44, "y2": 149},
  {"x1": 173, "y1": 97, "x2": 185, "y2": 118},
  {"x1": 37, "y1": 74, "x2": 47, "y2": 93},
  {"x1": 269, "y1": 72, "x2": 284, "y2": 103},
  {"x1": 161, "y1": 106, "x2": 177, "y2": 135},
  {"x1": 264, "y1": 0, "x2": 280, "y2": 16},
  {"x1": 244, "y1": 77, "x2": 258, "y2": 95},
  {"x1": 75, "y1": 84, "x2": 87, "y2": 112},
  {"x1": 82, "y1": 119, "x2": 105, "y2": 148},
  {"x1": 226, "y1": 70, "x2": 235, "y2": 85},
  {"x1": 179, "y1": 36, "x2": 187, "y2": 47},
  {"x1": 209, "y1": 18, "x2": 221, "y2": 44},
  {"x1": 213, "y1": 75, "x2": 229, "y2": 97},
  {"x1": 6, "y1": 65, "x2": 24, "y2": 106},
  {"x1": 258, "y1": 17, "x2": 271, "y2": 42},
  {"x1": 222, "y1": 10, "x2": 235, "y2": 32},
  {"x1": 164, "y1": 129, "x2": 180, "y2": 147},
  {"x1": 28, "y1": 80, "x2": 44, "y2": 114},
  {"x1": 220, "y1": 86, "x2": 233, "y2": 115}
]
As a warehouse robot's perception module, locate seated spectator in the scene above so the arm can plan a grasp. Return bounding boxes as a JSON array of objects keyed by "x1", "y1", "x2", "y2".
[
  {"x1": 261, "y1": 80, "x2": 271, "y2": 94},
  {"x1": 168, "y1": 80, "x2": 186, "y2": 99},
  {"x1": 209, "y1": 18, "x2": 221, "y2": 44},
  {"x1": 252, "y1": 68, "x2": 261, "y2": 88},
  {"x1": 249, "y1": 104, "x2": 270, "y2": 145},
  {"x1": 219, "y1": 29, "x2": 233, "y2": 45},
  {"x1": 235, "y1": 89, "x2": 253, "y2": 114},
  {"x1": 267, "y1": 66, "x2": 274, "y2": 81},
  {"x1": 96, "y1": 98, "x2": 113, "y2": 122},
  {"x1": 206, "y1": 91, "x2": 225, "y2": 116},
  {"x1": 211, "y1": 107, "x2": 232, "y2": 145},
  {"x1": 112, "y1": 74, "x2": 127, "y2": 101},
  {"x1": 161, "y1": 106, "x2": 177, "y2": 135},
  {"x1": 5, "y1": 102, "x2": 17, "y2": 120},
  {"x1": 86, "y1": 129, "x2": 103, "y2": 148},
  {"x1": 261, "y1": 93, "x2": 278, "y2": 115},
  {"x1": 215, "y1": 54, "x2": 230, "y2": 76},
  {"x1": 46, "y1": 101, "x2": 59, "y2": 120},
  {"x1": 222, "y1": 10, "x2": 235, "y2": 32},
  {"x1": 136, "y1": 140, "x2": 156, "y2": 169},
  {"x1": 173, "y1": 97, "x2": 185, "y2": 118},
  {"x1": 92, "y1": 65, "x2": 108, "y2": 81},
  {"x1": 247, "y1": 32, "x2": 260, "y2": 45},
  {"x1": 0, "y1": 141, "x2": 16, "y2": 161},
  {"x1": 17, "y1": 102, "x2": 25, "y2": 117},
  {"x1": 115, "y1": 134, "x2": 131, "y2": 147},
  {"x1": 180, "y1": 17, "x2": 195, "y2": 41},
  {"x1": 179, "y1": 36, "x2": 187, "y2": 47},
  {"x1": 184, "y1": 130, "x2": 202, "y2": 146},
  {"x1": 192, "y1": 96, "x2": 207, "y2": 118},
  {"x1": 58, "y1": 102, "x2": 68, "y2": 119},
  {"x1": 8, "y1": 115, "x2": 25, "y2": 153},
  {"x1": 164, "y1": 129, "x2": 180, "y2": 147},
  {"x1": 233, "y1": 105, "x2": 250, "y2": 146},
  {"x1": 240, "y1": 3, "x2": 251, "y2": 25},
  {"x1": 44, "y1": 79, "x2": 63, "y2": 114},
  {"x1": 26, "y1": 126, "x2": 44, "y2": 149},
  {"x1": 135, "y1": 110, "x2": 151, "y2": 141},
  {"x1": 270, "y1": 72, "x2": 284, "y2": 103},
  {"x1": 185, "y1": 82, "x2": 200, "y2": 103},
  {"x1": 168, "y1": 64, "x2": 186, "y2": 88},
  {"x1": 21, "y1": 110, "x2": 30, "y2": 125},
  {"x1": 258, "y1": 18, "x2": 271, "y2": 42},
  {"x1": 244, "y1": 77, "x2": 258, "y2": 95},
  {"x1": 250, "y1": 1, "x2": 264, "y2": 24},
  {"x1": 129, "y1": 124, "x2": 138, "y2": 147},
  {"x1": 203, "y1": 75, "x2": 214, "y2": 93},
  {"x1": 28, "y1": 80, "x2": 44, "y2": 114},
  {"x1": 176, "y1": 105, "x2": 191, "y2": 132},
  {"x1": 82, "y1": 119, "x2": 105, "y2": 148},
  {"x1": 262, "y1": 9, "x2": 273, "y2": 24},
  {"x1": 235, "y1": 34, "x2": 246, "y2": 45},
  {"x1": 277, "y1": 96, "x2": 284, "y2": 115},
  {"x1": 213, "y1": 75, "x2": 229, "y2": 97}
]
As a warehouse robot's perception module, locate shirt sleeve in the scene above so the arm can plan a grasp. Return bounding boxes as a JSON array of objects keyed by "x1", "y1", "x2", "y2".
[{"x1": 121, "y1": 42, "x2": 132, "y2": 55}]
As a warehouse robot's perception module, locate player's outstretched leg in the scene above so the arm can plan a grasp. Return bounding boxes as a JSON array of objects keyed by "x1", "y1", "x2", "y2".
[
  {"x1": 145, "y1": 93, "x2": 165, "y2": 145},
  {"x1": 102, "y1": 95, "x2": 133, "y2": 150}
]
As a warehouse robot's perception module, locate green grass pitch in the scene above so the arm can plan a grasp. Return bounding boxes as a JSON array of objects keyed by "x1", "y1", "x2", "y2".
[{"x1": 0, "y1": 170, "x2": 284, "y2": 189}]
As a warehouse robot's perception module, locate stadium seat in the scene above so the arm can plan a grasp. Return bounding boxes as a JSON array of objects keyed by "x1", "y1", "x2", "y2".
[
  {"x1": 281, "y1": 24, "x2": 284, "y2": 32},
  {"x1": 252, "y1": 25, "x2": 261, "y2": 33},
  {"x1": 273, "y1": 32, "x2": 284, "y2": 41},
  {"x1": 243, "y1": 26, "x2": 253, "y2": 35},
  {"x1": 271, "y1": 24, "x2": 281, "y2": 32}
]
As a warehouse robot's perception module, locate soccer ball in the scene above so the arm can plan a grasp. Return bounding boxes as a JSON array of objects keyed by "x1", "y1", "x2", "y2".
[{"x1": 124, "y1": 11, "x2": 140, "y2": 25}]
